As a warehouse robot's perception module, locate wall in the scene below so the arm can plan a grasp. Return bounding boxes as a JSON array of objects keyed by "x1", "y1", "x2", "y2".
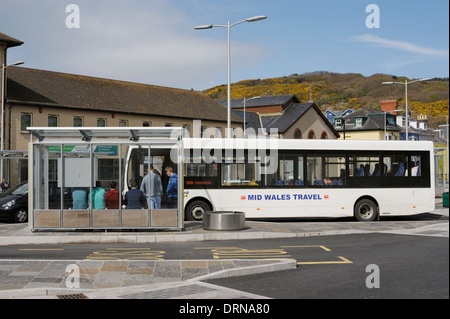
[
  {"x1": 7, "y1": 104, "x2": 241, "y2": 151},
  {"x1": 283, "y1": 107, "x2": 337, "y2": 139},
  {"x1": 339, "y1": 130, "x2": 400, "y2": 140}
]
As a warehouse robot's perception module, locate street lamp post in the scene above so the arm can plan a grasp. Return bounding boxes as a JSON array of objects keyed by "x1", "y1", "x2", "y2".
[
  {"x1": 195, "y1": 16, "x2": 267, "y2": 138},
  {"x1": 382, "y1": 78, "x2": 431, "y2": 140},
  {"x1": 1, "y1": 61, "x2": 24, "y2": 179}
]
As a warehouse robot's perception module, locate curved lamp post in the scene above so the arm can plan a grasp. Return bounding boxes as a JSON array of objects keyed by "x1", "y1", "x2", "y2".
[
  {"x1": 382, "y1": 77, "x2": 431, "y2": 140},
  {"x1": 195, "y1": 16, "x2": 267, "y2": 138}
]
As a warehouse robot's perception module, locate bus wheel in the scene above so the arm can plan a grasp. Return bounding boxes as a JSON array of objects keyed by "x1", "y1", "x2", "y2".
[
  {"x1": 186, "y1": 200, "x2": 211, "y2": 221},
  {"x1": 354, "y1": 199, "x2": 378, "y2": 222}
]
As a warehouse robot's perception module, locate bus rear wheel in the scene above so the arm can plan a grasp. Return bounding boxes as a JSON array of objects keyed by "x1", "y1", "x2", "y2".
[
  {"x1": 185, "y1": 200, "x2": 211, "y2": 221},
  {"x1": 354, "y1": 199, "x2": 378, "y2": 221}
]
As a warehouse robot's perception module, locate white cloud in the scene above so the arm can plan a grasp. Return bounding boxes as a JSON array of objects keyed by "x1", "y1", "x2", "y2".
[
  {"x1": 3, "y1": 0, "x2": 268, "y2": 90},
  {"x1": 351, "y1": 34, "x2": 449, "y2": 58}
]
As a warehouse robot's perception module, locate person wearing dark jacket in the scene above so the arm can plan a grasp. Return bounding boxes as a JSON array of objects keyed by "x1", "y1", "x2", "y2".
[
  {"x1": 165, "y1": 166, "x2": 177, "y2": 209},
  {"x1": 124, "y1": 181, "x2": 146, "y2": 209}
]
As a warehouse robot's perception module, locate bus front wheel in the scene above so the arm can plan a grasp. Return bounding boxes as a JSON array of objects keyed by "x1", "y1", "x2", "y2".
[
  {"x1": 354, "y1": 199, "x2": 378, "y2": 222},
  {"x1": 186, "y1": 200, "x2": 211, "y2": 221}
]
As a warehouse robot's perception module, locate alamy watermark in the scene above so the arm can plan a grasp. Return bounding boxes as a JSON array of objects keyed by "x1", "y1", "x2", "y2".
[
  {"x1": 365, "y1": 264, "x2": 380, "y2": 289},
  {"x1": 170, "y1": 120, "x2": 280, "y2": 174},
  {"x1": 65, "y1": 264, "x2": 80, "y2": 289},
  {"x1": 365, "y1": 4, "x2": 380, "y2": 29},
  {"x1": 66, "y1": 4, "x2": 80, "y2": 29}
]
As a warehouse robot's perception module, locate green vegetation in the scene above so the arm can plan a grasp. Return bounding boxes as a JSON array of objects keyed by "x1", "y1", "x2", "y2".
[{"x1": 203, "y1": 71, "x2": 449, "y2": 128}]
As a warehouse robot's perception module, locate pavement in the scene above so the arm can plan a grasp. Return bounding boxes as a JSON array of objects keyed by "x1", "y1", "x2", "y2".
[{"x1": 0, "y1": 201, "x2": 447, "y2": 299}]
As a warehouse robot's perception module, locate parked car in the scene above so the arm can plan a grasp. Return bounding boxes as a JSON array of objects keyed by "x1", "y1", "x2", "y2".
[
  {"x1": 0, "y1": 181, "x2": 73, "y2": 223},
  {"x1": 0, "y1": 181, "x2": 28, "y2": 223}
]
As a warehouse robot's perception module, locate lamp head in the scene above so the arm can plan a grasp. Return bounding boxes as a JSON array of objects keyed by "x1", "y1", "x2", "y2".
[
  {"x1": 245, "y1": 16, "x2": 267, "y2": 22},
  {"x1": 194, "y1": 24, "x2": 213, "y2": 30}
]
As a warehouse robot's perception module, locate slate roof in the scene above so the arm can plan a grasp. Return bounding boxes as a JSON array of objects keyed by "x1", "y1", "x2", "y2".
[
  {"x1": 217, "y1": 94, "x2": 299, "y2": 109},
  {"x1": 231, "y1": 110, "x2": 262, "y2": 130},
  {"x1": 336, "y1": 108, "x2": 400, "y2": 132},
  {"x1": 6, "y1": 67, "x2": 241, "y2": 123},
  {"x1": 0, "y1": 32, "x2": 23, "y2": 48},
  {"x1": 233, "y1": 102, "x2": 339, "y2": 137},
  {"x1": 260, "y1": 103, "x2": 314, "y2": 133}
]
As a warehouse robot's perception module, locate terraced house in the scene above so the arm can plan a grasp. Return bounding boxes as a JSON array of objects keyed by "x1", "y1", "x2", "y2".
[{"x1": 1, "y1": 32, "x2": 242, "y2": 184}]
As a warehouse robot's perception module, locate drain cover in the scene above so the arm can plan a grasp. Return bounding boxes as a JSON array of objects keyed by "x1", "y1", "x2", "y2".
[{"x1": 57, "y1": 293, "x2": 88, "y2": 299}]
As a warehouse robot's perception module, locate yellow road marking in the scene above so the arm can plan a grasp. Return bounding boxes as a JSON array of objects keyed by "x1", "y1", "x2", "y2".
[
  {"x1": 195, "y1": 247, "x2": 291, "y2": 259},
  {"x1": 19, "y1": 249, "x2": 64, "y2": 251},
  {"x1": 297, "y1": 256, "x2": 353, "y2": 265},
  {"x1": 281, "y1": 245, "x2": 332, "y2": 252},
  {"x1": 85, "y1": 248, "x2": 165, "y2": 260}
]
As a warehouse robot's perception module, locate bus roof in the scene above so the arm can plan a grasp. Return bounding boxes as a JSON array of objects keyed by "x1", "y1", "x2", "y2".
[{"x1": 183, "y1": 138, "x2": 434, "y2": 152}]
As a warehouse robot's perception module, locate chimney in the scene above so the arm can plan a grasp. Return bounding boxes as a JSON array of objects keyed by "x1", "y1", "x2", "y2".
[{"x1": 380, "y1": 100, "x2": 399, "y2": 115}]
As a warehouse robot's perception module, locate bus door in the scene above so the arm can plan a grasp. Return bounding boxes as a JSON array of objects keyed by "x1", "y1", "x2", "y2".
[{"x1": 124, "y1": 143, "x2": 181, "y2": 228}]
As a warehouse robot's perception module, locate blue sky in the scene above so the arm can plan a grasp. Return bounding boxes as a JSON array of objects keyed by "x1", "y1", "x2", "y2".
[{"x1": 1, "y1": 0, "x2": 448, "y2": 90}]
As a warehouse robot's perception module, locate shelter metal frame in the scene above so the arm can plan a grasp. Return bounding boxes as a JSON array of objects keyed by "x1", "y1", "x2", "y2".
[{"x1": 28, "y1": 127, "x2": 184, "y2": 231}]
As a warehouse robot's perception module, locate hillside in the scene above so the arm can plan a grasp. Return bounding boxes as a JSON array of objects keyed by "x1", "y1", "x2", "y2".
[{"x1": 203, "y1": 72, "x2": 449, "y2": 128}]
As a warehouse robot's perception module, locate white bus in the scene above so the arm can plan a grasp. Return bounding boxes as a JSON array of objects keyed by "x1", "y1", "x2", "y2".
[{"x1": 125, "y1": 138, "x2": 435, "y2": 222}]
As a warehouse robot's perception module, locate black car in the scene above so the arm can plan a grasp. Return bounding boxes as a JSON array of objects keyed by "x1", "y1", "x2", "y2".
[
  {"x1": 0, "y1": 181, "x2": 73, "y2": 223},
  {"x1": 0, "y1": 181, "x2": 28, "y2": 223}
]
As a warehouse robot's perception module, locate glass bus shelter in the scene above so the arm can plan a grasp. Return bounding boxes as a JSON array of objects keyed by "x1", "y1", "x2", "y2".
[{"x1": 28, "y1": 127, "x2": 183, "y2": 231}]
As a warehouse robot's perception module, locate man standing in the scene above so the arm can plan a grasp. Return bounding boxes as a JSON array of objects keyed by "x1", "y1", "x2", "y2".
[
  {"x1": 141, "y1": 165, "x2": 162, "y2": 209},
  {"x1": 165, "y1": 166, "x2": 177, "y2": 209}
]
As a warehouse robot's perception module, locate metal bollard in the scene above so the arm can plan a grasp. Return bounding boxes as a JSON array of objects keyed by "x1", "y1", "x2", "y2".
[{"x1": 203, "y1": 211, "x2": 245, "y2": 231}]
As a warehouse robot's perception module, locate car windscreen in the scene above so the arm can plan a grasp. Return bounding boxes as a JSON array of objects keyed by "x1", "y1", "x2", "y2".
[{"x1": 6, "y1": 182, "x2": 28, "y2": 195}]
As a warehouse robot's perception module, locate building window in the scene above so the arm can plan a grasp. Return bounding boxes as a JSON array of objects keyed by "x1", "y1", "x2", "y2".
[
  {"x1": 307, "y1": 130, "x2": 316, "y2": 139},
  {"x1": 48, "y1": 115, "x2": 58, "y2": 127},
  {"x1": 119, "y1": 120, "x2": 128, "y2": 127},
  {"x1": 355, "y1": 117, "x2": 363, "y2": 127},
  {"x1": 143, "y1": 121, "x2": 151, "y2": 127},
  {"x1": 73, "y1": 116, "x2": 83, "y2": 127},
  {"x1": 293, "y1": 129, "x2": 302, "y2": 139},
  {"x1": 165, "y1": 123, "x2": 173, "y2": 127},
  {"x1": 97, "y1": 118, "x2": 106, "y2": 127},
  {"x1": 21, "y1": 113, "x2": 32, "y2": 132},
  {"x1": 335, "y1": 118, "x2": 342, "y2": 128},
  {"x1": 320, "y1": 131, "x2": 328, "y2": 139}
]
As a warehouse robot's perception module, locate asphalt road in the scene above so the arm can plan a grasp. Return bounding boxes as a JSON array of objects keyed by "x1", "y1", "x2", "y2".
[
  {"x1": 1, "y1": 232, "x2": 448, "y2": 299},
  {"x1": 206, "y1": 233, "x2": 449, "y2": 299}
]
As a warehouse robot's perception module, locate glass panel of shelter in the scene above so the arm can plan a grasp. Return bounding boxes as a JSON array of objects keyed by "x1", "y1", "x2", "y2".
[
  {"x1": 122, "y1": 144, "x2": 179, "y2": 227},
  {"x1": 33, "y1": 144, "x2": 63, "y2": 228},
  {"x1": 62, "y1": 144, "x2": 91, "y2": 228},
  {"x1": 92, "y1": 144, "x2": 121, "y2": 228}
]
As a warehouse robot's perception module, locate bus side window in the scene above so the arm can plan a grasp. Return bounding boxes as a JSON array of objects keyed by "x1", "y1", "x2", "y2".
[
  {"x1": 222, "y1": 162, "x2": 260, "y2": 187},
  {"x1": 384, "y1": 154, "x2": 408, "y2": 177},
  {"x1": 306, "y1": 155, "x2": 322, "y2": 186},
  {"x1": 323, "y1": 155, "x2": 346, "y2": 186},
  {"x1": 349, "y1": 156, "x2": 379, "y2": 177},
  {"x1": 409, "y1": 155, "x2": 421, "y2": 176}
]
